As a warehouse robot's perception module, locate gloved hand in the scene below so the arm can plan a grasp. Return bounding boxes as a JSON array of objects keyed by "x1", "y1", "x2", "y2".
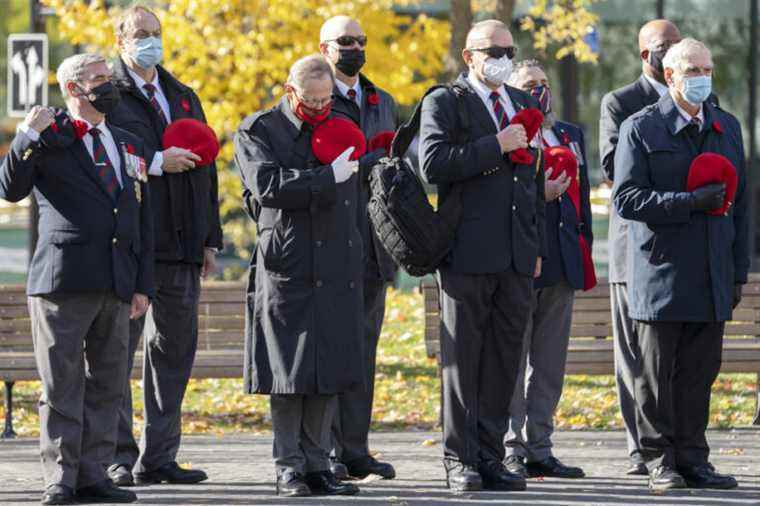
[
  {"x1": 690, "y1": 183, "x2": 726, "y2": 212},
  {"x1": 733, "y1": 283, "x2": 743, "y2": 309},
  {"x1": 331, "y1": 146, "x2": 358, "y2": 184}
]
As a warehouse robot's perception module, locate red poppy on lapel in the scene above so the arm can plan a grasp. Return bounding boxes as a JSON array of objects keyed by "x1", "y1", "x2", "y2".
[
  {"x1": 367, "y1": 93, "x2": 380, "y2": 106},
  {"x1": 125, "y1": 143, "x2": 135, "y2": 154},
  {"x1": 180, "y1": 98, "x2": 191, "y2": 113},
  {"x1": 509, "y1": 108, "x2": 544, "y2": 165},
  {"x1": 712, "y1": 120, "x2": 723, "y2": 134},
  {"x1": 561, "y1": 131, "x2": 571, "y2": 145},
  {"x1": 71, "y1": 120, "x2": 89, "y2": 140}
]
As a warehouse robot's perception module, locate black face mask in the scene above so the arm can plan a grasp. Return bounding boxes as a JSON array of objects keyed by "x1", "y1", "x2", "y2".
[
  {"x1": 81, "y1": 81, "x2": 121, "y2": 114},
  {"x1": 335, "y1": 49, "x2": 365, "y2": 77},
  {"x1": 648, "y1": 48, "x2": 667, "y2": 74}
]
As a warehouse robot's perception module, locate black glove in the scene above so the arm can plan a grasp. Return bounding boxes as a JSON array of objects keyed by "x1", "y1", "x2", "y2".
[
  {"x1": 690, "y1": 183, "x2": 726, "y2": 212},
  {"x1": 733, "y1": 284, "x2": 742, "y2": 309}
]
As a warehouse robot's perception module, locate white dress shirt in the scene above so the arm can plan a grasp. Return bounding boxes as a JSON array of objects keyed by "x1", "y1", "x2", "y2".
[
  {"x1": 18, "y1": 117, "x2": 123, "y2": 188},
  {"x1": 468, "y1": 73, "x2": 517, "y2": 129},
  {"x1": 643, "y1": 73, "x2": 669, "y2": 98},
  {"x1": 672, "y1": 98, "x2": 705, "y2": 134},
  {"x1": 127, "y1": 67, "x2": 168, "y2": 176},
  {"x1": 536, "y1": 126, "x2": 561, "y2": 148},
  {"x1": 335, "y1": 78, "x2": 362, "y2": 105}
]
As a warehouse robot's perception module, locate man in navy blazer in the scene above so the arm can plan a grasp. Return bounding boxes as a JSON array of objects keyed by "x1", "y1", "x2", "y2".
[
  {"x1": 613, "y1": 38, "x2": 747, "y2": 491},
  {"x1": 504, "y1": 59, "x2": 592, "y2": 481},
  {"x1": 0, "y1": 53, "x2": 153, "y2": 505},
  {"x1": 599, "y1": 19, "x2": 682, "y2": 475},
  {"x1": 419, "y1": 19, "x2": 545, "y2": 493}
]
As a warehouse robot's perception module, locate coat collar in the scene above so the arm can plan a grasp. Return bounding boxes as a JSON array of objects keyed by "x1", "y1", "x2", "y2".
[{"x1": 636, "y1": 74, "x2": 664, "y2": 106}]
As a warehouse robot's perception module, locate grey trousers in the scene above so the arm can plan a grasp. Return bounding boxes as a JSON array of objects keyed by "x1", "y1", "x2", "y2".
[
  {"x1": 29, "y1": 293, "x2": 130, "y2": 489},
  {"x1": 271, "y1": 394, "x2": 334, "y2": 476},
  {"x1": 132, "y1": 262, "x2": 201, "y2": 474},
  {"x1": 331, "y1": 277, "x2": 388, "y2": 463},
  {"x1": 110, "y1": 318, "x2": 143, "y2": 471},
  {"x1": 634, "y1": 321, "x2": 723, "y2": 469},
  {"x1": 505, "y1": 281, "x2": 575, "y2": 462},
  {"x1": 438, "y1": 266, "x2": 532, "y2": 465},
  {"x1": 610, "y1": 283, "x2": 644, "y2": 462}
]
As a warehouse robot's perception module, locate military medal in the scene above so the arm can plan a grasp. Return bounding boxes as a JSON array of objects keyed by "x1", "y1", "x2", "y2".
[
  {"x1": 121, "y1": 143, "x2": 148, "y2": 182},
  {"x1": 134, "y1": 180, "x2": 142, "y2": 203}
]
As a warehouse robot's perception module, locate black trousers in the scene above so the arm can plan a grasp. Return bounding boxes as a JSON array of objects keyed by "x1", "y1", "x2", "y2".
[
  {"x1": 438, "y1": 266, "x2": 532, "y2": 465},
  {"x1": 331, "y1": 277, "x2": 388, "y2": 463},
  {"x1": 634, "y1": 320, "x2": 724, "y2": 469}
]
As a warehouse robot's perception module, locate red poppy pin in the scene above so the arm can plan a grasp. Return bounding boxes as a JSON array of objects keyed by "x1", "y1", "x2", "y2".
[
  {"x1": 712, "y1": 120, "x2": 723, "y2": 134},
  {"x1": 180, "y1": 98, "x2": 191, "y2": 112},
  {"x1": 561, "y1": 131, "x2": 571, "y2": 145},
  {"x1": 125, "y1": 143, "x2": 135, "y2": 154},
  {"x1": 367, "y1": 93, "x2": 380, "y2": 106}
]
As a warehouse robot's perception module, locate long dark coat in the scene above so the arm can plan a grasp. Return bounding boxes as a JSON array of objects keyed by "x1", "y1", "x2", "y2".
[
  {"x1": 234, "y1": 98, "x2": 365, "y2": 395},
  {"x1": 612, "y1": 93, "x2": 749, "y2": 322}
]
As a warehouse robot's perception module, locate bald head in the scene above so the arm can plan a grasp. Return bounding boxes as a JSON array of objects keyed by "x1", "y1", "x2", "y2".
[
  {"x1": 466, "y1": 19, "x2": 512, "y2": 49},
  {"x1": 320, "y1": 16, "x2": 363, "y2": 43},
  {"x1": 638, "y1": 19, "x2": 681, "y2": 51}
]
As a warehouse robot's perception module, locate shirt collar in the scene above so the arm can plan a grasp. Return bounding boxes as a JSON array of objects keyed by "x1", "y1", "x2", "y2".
[
  {"x1": 281, "y1": 96, "x2": 303, "y2": 130},
  {"x1": 670, "y1": 92, "x2": 705, "y2": 133},
  {"x1": 127, "y1": 66, "x2": 161, "y2": 92},
  {"x1": 468, "y1": 72, "x2": 506, "y2": 104},
  {"x1": 335, "y1": 78, "x2": 361, "y2": 100},
  {"x1": 643, "y1": 73, "x2": 669, "y2": 97}
]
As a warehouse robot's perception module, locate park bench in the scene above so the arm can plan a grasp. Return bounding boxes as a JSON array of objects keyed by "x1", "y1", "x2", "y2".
[
  {"x1": 0, "y1": 281, "x2": 247, "y2": 438},
  {"x1": 421, "y1": 275, "x2": 760, "y2": 426}
]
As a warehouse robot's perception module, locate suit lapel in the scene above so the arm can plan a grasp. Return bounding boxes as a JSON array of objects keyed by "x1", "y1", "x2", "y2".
[
  {"x1": 70, "y1": 140, "x2": 113, "y2": 202},
  {"x1": 637, "y1": 74, "x2": 664, "y2": 108},
  {"x1": 110, "y1": 128, "x2": 137, "y2": 207}
]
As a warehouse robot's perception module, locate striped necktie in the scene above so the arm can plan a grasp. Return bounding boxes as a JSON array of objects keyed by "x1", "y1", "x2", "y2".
[
  {"x1": 89, "y1": 128, "x2": 120, "y2": 200},
  {"x1": 347, "y1": 88, "x2": 357, "y2": 103},
  {"x1": 489, "y1": 91, "x2": 509, "y2": 130},
  {"x1": 143, "y1": 83, "x2": 168, "y2": 127}
]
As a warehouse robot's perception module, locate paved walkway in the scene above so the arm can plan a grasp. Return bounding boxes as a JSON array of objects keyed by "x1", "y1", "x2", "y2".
[{"x1": 1, "y1": 430, "x2": 759, "y2": 505}]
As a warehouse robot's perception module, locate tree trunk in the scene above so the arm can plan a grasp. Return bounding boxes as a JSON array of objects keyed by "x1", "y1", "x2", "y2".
[
  {"x1": 494, "y1": 0, "x2": 517, "y2": 25},
  {"x1": 445, "y1": 0, "x2": 473, "y2": 80}
]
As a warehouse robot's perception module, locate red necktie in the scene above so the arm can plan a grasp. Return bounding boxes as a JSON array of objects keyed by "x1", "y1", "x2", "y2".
[
  {"x1": 143, "y1": 83, "x2": 168, "y2": 127},
  {"x1": 489, "y1": 91, "x2": 509, "y2": 130},
  {"x1": 89, "y1": 128, "x2": 120, "y2": 200}
]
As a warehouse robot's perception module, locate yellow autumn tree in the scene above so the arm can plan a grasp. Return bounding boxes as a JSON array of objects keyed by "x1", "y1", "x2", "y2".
[
  {"x1": 521, "y1": 0, "x2": 600, "y2": 63},
  {"x1": 43, "y1": 0, "x2": 449, "y2": 272}
]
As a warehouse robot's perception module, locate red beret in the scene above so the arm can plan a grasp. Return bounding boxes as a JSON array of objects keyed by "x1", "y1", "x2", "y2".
[
  {"x1": 543, "y1": 146, "x2": 578, "y2": 181},
  {"x1": 162, "y1": 118, "x2": 220, "y2": 166},
  {"x1": 509, "y1": 108, "x2": 544, "y2": 165},
  {"x1": 311, "y1": 117, "x2": 367, "y2": 164},
  {"x1": 686, "y1": 152, "x2": 738, "y2": 216},
  {"x1": 368, "y1": 130, "x2": 395, "y2": 155}
]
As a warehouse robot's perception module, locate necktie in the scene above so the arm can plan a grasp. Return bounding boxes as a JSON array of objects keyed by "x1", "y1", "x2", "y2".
[
  {"x1": 489, "y1": 91, "x2": 509, "y2": 130},
  {"x1": 347, "y1": 88, "x2": 357, "y2": 103},
  {"x1": 89, "y1": 128, "x2": 120, "y2": 200},
  {"x1": 143, "y1": 83, "x2": 168, "y2": 127},
  {"x1": 685, "y1": 116, "x2": 703, "y2": 144}
]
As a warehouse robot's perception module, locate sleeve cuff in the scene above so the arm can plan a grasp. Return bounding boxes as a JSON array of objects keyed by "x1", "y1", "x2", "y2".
[
  {"x1": 17, "y1": 123, "x2": 40, "y2": 142},
  {"x1": 148, "y1": 151, "x2": 164, "y2": 176}
]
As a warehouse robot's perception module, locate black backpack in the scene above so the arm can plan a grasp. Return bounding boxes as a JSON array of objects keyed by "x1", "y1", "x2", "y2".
[{"x1": 367, "y1": 84, "x2": 469, "y2": 277}]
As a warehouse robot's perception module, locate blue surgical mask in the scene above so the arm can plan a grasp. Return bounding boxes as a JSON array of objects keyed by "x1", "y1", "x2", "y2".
[
  {"x1": 131, "y1": 36, "x2": 163, "y2": 70},
  {"x1": 682, "y1": 75, "x2": 712, "y2": 105}
]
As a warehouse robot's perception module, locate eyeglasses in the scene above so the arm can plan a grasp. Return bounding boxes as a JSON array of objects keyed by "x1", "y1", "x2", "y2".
[
  {"x1": 294, "y1": 92, "x2": 333, "y2": 109},
  {"x1": 469, "y1": 46, "x2": 518, "y2": 60},
  {"x1": 132, "y1": 29, "x2": 162, "y2": 39},
  {"x1": 326, "y1": 35, "x2": 368, "y2": 47}
]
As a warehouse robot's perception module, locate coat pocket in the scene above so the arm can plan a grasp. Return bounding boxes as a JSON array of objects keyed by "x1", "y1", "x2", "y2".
[{"x1": 50, "y1": 229, "x2": 88, "y2": 245}]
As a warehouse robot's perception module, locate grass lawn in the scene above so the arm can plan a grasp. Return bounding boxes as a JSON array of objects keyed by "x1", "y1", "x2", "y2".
[{"x1": 1, "y1": 289, "x2": 756, "y2": 437}]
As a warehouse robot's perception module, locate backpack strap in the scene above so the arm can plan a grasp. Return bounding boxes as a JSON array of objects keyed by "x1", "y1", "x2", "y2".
[{"x1": 390, "y1": 83, "x2": 471, "y2": 158}]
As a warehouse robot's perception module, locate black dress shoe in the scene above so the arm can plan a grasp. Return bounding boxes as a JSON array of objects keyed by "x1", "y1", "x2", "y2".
[
  {"x1": 504, "y1": 455, "x2": 528, "y2": 478},
  {"x1": 75, "y1": 480, "x2": 137, "y2": 503},
  {"x1": 648, "y1": 465, "x2": 687, "y2": 491},
  {"x1": 678, "y1": 464, "x2": 738, "y2": 489},
  {"x1": 275, "y1": 472, "x2": 311, "y2": 497},
  {"x1": 444, "y1": 461, "x2": 482, "y2": 492},
  {"x1": 329, "y1": 458, "x2": 349, "y2": 480},
  {"x1": 41, "y1": 484, "x2": 75, "y2": 505},
  {"x1": 345, "y1": 455, "x2": 396, "y2": 479},
  {"x1": 108, "y1": 464, "x2": 135, "y2": 487},
  {"x1": 304, "y1": 471, "x2": 359, "y2": 495},
  {"x1": 527, "y1": 456, "x2": 585, "y2": 479},
  {"x1": 627, "y1": 462, "x2": 649, "y2": 476},
  {"x1": 134, "y1": 461, "x2": 208, "y2": 485},
  {"x1": 478, "y1": 460, "x2": 527, "y2": 491}
]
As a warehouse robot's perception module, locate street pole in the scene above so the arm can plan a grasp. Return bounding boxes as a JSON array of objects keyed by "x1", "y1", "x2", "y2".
[
  {"x1": 656, "y1": 0, "x2": 665, "y2": 18},
  {"x1": 27, "y1": 0, "x2": 44, "y2": 266}
]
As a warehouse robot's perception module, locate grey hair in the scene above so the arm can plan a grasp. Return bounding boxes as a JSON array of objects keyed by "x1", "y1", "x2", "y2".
[
  {"x1": 114, "y1": 4, "x2": 161, "y2": 41},
  {"x1": 56, "y1": 53, "x2": 107, "y2": 97},
  {"x1": 662, "y1": 37, "x2": 711, "y2": 74},
  {"x1": 513, "y1": 59, "x2": 545, "y2": 74},
  {"x1": 287, "y1": 54, "x2": 335, "y2": 90}
]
